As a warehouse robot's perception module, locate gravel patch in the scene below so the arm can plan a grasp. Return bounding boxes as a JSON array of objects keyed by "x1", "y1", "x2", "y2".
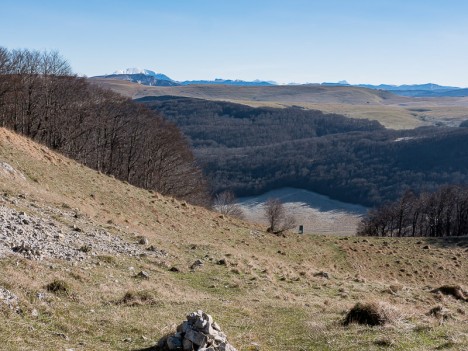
[{"x1": 0, "y1": 201, "x2": 164, "y2": 261}]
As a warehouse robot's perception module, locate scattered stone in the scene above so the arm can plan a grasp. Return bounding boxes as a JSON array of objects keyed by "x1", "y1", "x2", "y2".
[
  {"x1": 156, "y1": 310, "x2": 237, "y2": 351},
  {"x1": 167, "y1": 335, "x2": 183, "y2": 349},
  {"x1": 217, "y1": 259, "x2": 227, "y2": 266},
  {"x1": 138, "y1": 236, "x2": 149, "y2": 245},
  {"x1": 53, "y1": 332, "x2": 69, "y2": 340},
  {"x1": 314, "y1": 271, "x2": 330, "y2": 279},
  {"x1": 36, "y1": 292, "x2": 46, "y2": 300},
  {"x1": 387, "y1": 284, "x2": 403, "y2": 294},
  {"x1": 79, "y1": 245, "x2": 92, "y2": 253},
  {"x1": 423, "y1": 245, "x2": 430, "y2": 250},
  {"x1": 0, "y1": 286, "x2": 19, "y2": 309},
  {"x1": 136, "y1": 271, "x2": 150, "y2": 279},
  {"x1": 0, "y1": 205, "x2": 164, "y2": 261},
  {"x1": 190, "y1": 259, "x2": 204, "y2": 270}
]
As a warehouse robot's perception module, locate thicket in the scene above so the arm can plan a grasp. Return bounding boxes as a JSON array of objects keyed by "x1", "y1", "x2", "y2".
[
  {"x1": 358, "y1": 185, "x2": 468, "y2": 237},
  {"x1": 0, "y1": 48, "x2": 208, "y2": 205},
  {"x1": 139, "y1": 96, "x2": 468, "y2": 207}
]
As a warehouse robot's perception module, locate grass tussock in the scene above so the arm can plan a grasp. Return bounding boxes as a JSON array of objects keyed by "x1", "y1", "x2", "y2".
[
  {"x1": 432, "y1": 285, "x2": 467, "y2": 301},
  {"x1": 46, "y1": 279, "x2": 71, "y2": 296},
  {"x1": 97, "y1": 255, "x2": 116, "y2": 264},
  {"x1": 343, "y1": 301, "x2": 399, "y2": 327},
  {"x1": 117, "y1": 291, "x2": 160, "y2": 306}
]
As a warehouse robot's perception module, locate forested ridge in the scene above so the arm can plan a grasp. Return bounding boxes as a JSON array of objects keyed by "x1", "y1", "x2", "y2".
[
  {"x1": 358, "y1": 185, "x2": 468, "y2": 237},
  {"x1": 139, "y1": 96, "x2": 468, "y2": 207},
  {"x1": 0, "y1": 48, "x2": 208, "y2": 205}
]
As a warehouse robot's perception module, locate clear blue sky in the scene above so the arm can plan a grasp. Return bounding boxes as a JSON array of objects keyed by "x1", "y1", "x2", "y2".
[{"x1": 2, "y1": 0, "x2": 468, "y2": 86}]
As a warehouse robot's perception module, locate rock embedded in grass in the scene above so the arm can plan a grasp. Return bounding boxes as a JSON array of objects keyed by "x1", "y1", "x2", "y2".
[
  {"x1": 0, "y1": 286, "x2": 19, "y2": 309},
  {"x1": 135, "y1": 270, "x2": 150, "y2": 279},
  {"x1": 137, "y1": 236, "x2": 149, "y2": 245},
  {"x1": 190, "y1": 259, "x2": 204, "y2": 270}
]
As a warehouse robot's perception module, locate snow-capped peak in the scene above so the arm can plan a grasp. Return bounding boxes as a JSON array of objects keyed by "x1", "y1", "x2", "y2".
[
  {"x1": 113, "y1": 68, "x2": 156, "y2": 76},
  {"x1": 112, "y1": 68, "x2": 173, "y2": 81}
]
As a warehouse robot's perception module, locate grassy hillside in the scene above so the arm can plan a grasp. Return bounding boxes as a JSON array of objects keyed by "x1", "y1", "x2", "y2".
[
  {"x1": 90, "y1": 78, "x2": 468, "y2": 130},
  {"x1": 0, "y1": 128, "x2": 467, "y2": 350}
]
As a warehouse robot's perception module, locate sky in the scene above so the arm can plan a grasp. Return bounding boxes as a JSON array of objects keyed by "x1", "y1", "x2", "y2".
[{"x1": 2, "y1": 0, "x2": 468, "y2": 86}]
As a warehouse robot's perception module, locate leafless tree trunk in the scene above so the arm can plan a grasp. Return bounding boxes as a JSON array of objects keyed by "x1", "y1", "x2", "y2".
[
  {"x1": 0, "y1": 47, "x2": 210, "y2": 206},
  {"x1": 264, "y1": 198, "x2": 296, "y2": 234},
  {"x1": 213, "y1": 191, "x2": 244, "y2": 219}
]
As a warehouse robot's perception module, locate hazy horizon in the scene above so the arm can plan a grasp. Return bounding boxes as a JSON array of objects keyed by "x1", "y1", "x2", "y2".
[{"x1": 2, "y1": 0, "x2": 468, "y2": 87}]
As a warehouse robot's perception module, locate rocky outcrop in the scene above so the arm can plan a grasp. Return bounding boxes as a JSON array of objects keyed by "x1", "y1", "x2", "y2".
[
  {"x1": 0, "y1": 195, "x2": 165, "y2": 261},
  {"x1": 157, "y1": 310, "x2": 237, "y2": 351},
  {"x1": 0, "y1": 162, "x2": 26, "y2": 180}
]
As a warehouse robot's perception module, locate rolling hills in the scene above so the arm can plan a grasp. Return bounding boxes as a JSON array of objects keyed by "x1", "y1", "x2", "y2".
[
  {"x1": 138, "y1": 96, "x2": 468, "y2": 207},
  {"x1": 0, "y1": 128, "x2": 467, "y2": 350},
  {"x1": 90, "y1": 78, "x2": 468, "y2": 130}
]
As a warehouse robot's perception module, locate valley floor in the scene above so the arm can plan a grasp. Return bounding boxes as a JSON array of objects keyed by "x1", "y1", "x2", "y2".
[{"x1": 238, "y1": 187, "x2": 367, "y2": 236}]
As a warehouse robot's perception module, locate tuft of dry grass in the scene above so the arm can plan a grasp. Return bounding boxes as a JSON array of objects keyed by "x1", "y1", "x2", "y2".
[
  {"x1": 432, "y1": 285, "x2": 467, "y2": 301},
  {"x1": 343, "y1": 301, "x2": 400, "y2": 326},
  {"x1": 117, "y1": 291, "x2": 160, "y2": 306},
  {"x1": 45, "y1": 279, "x2": 71, "y2": 296}
]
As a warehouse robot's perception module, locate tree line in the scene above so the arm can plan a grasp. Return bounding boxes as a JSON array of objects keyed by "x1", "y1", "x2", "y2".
[
  {"x1": 0, "y1": 48, "x2": 209, "y2": 205},
  {"x1": 358, "y1": 185, "x2": 468, "y2": 237},
  {"x1": 138, "y1": 96, "x2": 468, "y2": 207}
]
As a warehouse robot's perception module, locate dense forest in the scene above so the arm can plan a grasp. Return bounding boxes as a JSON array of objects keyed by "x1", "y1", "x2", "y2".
[
  {"x1": 358, "y1": 185, "x2": 468, "y2": 237},
  {"x1": 139, "y1": 96, "x2": 468, "y2": 207},
  {"x1": 0, "y1": 48, "x2": 208, "y2": 205}
]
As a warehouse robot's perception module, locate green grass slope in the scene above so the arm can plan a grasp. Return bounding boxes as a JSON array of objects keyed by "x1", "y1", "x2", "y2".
[{"x1": 0, "y1": 128, "x2": 467, "y2": 350}]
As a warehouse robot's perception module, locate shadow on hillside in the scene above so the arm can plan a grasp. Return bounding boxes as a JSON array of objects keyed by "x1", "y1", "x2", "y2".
[
  {"x1": 421, "y1": 236, "x2": 468, "y2": 249},
  {"x1": 238, "y1": 187, "x2": 367, "y2": 215}
]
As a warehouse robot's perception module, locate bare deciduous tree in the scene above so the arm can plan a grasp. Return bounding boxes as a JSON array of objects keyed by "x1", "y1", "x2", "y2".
[
  {"x1": 212, "y1": 191, "x2": 244, "y2": 219},
  {"x1": 264, "y1": 198, "x2": 296, "y2": 234},
  {"x1": 358, "y1": 185, "x2": 468, "y2": 237},
  {"x1": 0, "y1": 47, "x2": 210, "y2": 206}
]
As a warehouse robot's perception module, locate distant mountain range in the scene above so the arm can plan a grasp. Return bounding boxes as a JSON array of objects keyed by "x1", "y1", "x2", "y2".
[
  {"x1": 319, "y1": 81, "x2": 468, "y2": 97},
  {"x1": 94, "y1": 68, "x2": 275, "y2": 87},
  {"x1": 93, "y1": 68, "x2": 468, "y2": 97}
]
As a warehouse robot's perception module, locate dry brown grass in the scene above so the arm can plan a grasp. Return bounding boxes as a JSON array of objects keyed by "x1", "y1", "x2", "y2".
[{"x1": 0, "y1": 128, "x2": 467, "y2": 350}]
